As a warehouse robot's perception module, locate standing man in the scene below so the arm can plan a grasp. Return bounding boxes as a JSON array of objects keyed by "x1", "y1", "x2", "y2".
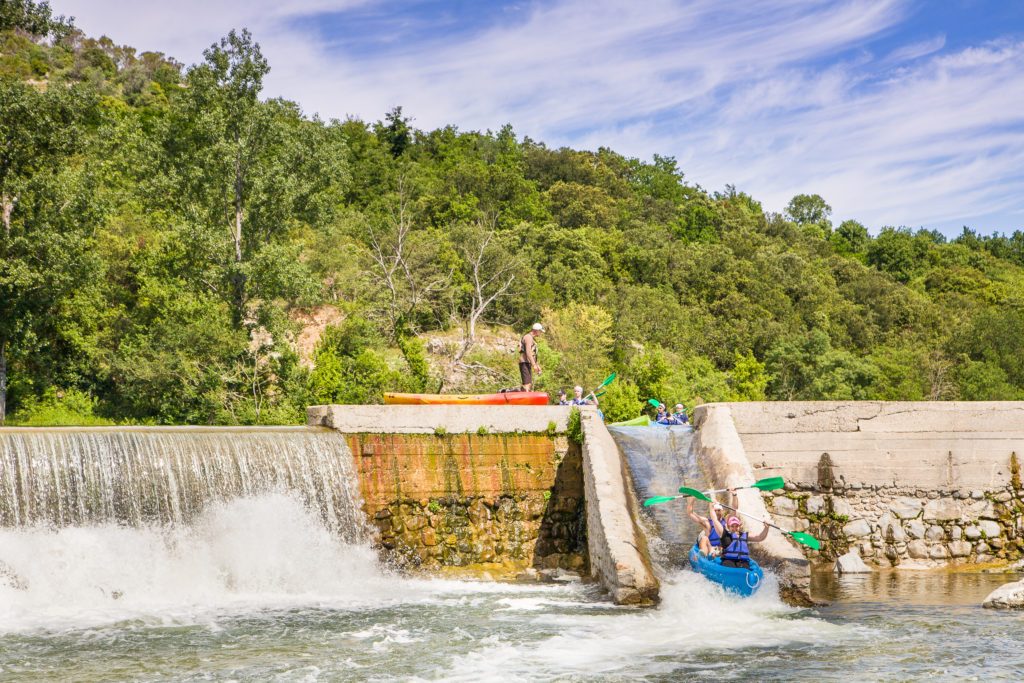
[{"x1": 519, "y1": 323, "x2": 544, "y2": 391}]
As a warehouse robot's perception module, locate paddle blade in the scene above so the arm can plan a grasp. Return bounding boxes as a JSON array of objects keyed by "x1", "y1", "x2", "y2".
[
  {"x1": 677, "y1": 486, "x2": 713, "y2": 502},
  {"x1": 647, "y1": 398, "x2": 661, "y2": 408},
  {"x1": 643, "y1": 495, "x2": 680, "y2": 507},
  {"x1": 751, "y1": 476, "x2": 785, "y2": 491},
  {"x1": 599, "y1": 373, "x2": 617, "y2": 388},
  {"x1": 788, "y1": 531, "x2": 821, "y2": 550}
]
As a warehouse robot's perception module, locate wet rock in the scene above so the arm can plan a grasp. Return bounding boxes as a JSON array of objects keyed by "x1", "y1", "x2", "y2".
[
  {"x1": 890, "y1": 498, "x2": 922, "y2": 520},
  {"x1": 905, "y1": 519, "x2": 926, "y2": 539},
  {"x1": 923, "y1": 498, "x2": 962, "y2": 522},
  {"x1": 421, "y1": 527, "x2": 438, "y2": 546},
  {"x1": 835, "y1": 550, "x2": 872, "y2": 574},
  {"x1": 843, "y1": 519, "x2": 872, "y2": 538},
  {"x1": 983, "y1": 579, "x2": 1024, "y2": 609}
]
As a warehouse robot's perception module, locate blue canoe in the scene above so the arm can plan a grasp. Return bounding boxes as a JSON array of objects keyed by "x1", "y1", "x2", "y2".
[{"x1": 688, "y1": 543, "x2": 764, "y2": 597}]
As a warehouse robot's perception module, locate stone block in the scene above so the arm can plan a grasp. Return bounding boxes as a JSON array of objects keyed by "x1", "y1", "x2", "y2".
[
  {"x1": 965, "y1": 525, "x2": 982, "y2": 541},
  {"x1": 421, "y1": 527, "x2": 437, "y2": 546},
  {"x1": 979, "y1": 520, "x2": 1002, "y2": 539},
  {"x1": 961, "y1": 499, "x2": 995, "y2": 522},
  {"x1": 772, "y1": 496, "x2": 799, "y2": 516},
  {"x1": 923, "y1": 498, "x2": 962, "y2": 522},
  {"x1": 886, "y1": 523, "x2": 907, "y2": 543},
  {"x1": 905, "y1": 519, "x2": 926, "y2": 539},
  {"x1": 891, "y1": 498, "x2": 923, "y2": 520},
  {"x1": 970, "y1": 490, "x2": 985, "y2": 500},
  {"x1": 950, "y1": 525, "x2": 963, "y2": 541},
  {"x1": 806, "y1": 495, "x2": 825, "y2": 515},
  {"x1": 907, "y1": 540, "x2": 928, "y2": 559},
  {"x1": 994, "y1": 491, "x2": 1013, "y2": 503},
  {"x1": 832, "y1": 498, "x2": 854, "y2": 518},
  {"x1": 843, "y1": 519, "x2": 872, "y2": 538},
  {"x1": 835, "y1": 550, "x2": 872, "y2": 574},
  {"x1": 925, "y1": 525, "x2": 946, "y2": 541},
  {"x1": 949, "y1": 541, "x2": 972, "y2": 557},
  {"x1": 976, "y1": 542, "x2": 991, "y2": 554},
  {"x1": 929, "y1": 544, "x2": 950, "y2": 559}
]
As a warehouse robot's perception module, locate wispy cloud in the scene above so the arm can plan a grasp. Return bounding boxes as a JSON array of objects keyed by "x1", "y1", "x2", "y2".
[{"x1": 54, "y1": 0, "x2": 1024, "y2": 234}]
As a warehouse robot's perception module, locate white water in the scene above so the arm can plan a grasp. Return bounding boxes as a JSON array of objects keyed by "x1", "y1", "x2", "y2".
[{"x1": 0, "y1": 494, "x2": 396, "y2": 633}]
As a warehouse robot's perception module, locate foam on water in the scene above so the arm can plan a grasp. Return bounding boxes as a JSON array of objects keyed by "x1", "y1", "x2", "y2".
[
  {"x1": 0, "y1": 493, "x2": 402, "y2": 633},
  {"x1": 435, "y1": 570, "x2": 852, "y2": 681}
]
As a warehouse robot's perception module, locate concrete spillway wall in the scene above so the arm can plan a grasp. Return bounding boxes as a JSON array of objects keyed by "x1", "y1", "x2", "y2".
[
  {"x1": 308, "y1": 405, "x2": 658, "y2": 604},
  {"x1": 696, "y1": 402, "x2": 1024, "y2": 572}
]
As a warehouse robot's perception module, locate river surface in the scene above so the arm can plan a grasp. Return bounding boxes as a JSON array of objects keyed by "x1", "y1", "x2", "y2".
[{"x1": 2, "y1": 494, "x2": 1023, "y2": 682}]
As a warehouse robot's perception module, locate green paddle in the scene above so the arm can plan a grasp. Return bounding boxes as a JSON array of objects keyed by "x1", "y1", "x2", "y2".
[
  {"x1": 704, "y1": 477, "x2": 786, "y2": 494},
  {"x1": 646, "y1": 398, "x2": 661, "y2": 408},
  {"x1": 584, "y1": 373, "x2": 616, "y2": 401},
  {"x1": 714, "y1": 501, "x2": 822, "y2": 551}
]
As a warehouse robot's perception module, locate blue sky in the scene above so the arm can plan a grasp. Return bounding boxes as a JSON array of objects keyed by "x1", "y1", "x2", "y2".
[{"x1": 58, "y1": 0, "x2": 1024, "y2": 236}]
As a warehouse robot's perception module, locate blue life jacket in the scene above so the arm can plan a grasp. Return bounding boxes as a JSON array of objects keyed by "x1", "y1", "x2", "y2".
[
  {"x1": 722, "y1": 532, "x2": 750, "y2": 562},
  {"x1": 706, "y1": 516, "x2": 723, "y2": 546}
]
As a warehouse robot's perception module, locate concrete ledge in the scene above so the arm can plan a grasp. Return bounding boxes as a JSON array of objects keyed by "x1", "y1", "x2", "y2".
[
  {"x1": 692, "y1": 404, "x2": 812, "y2": 605},
  {"x1": 579, "y1": 407, "x2": 659, "y2": 605},
  {"x1": 308, "y1": 405, "x2": 571, "y2": 434},
  {"x1": 718, "y1": 401, "x2": 1024, "y2": 489}
]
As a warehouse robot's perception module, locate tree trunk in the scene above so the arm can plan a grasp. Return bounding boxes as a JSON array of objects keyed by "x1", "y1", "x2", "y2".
[
  {"x1": 0, "y1": 338, "x2": 7, "y2": 425},
  {"x1": 2, "y1": 194, "x2": 13, "y2": 237}
]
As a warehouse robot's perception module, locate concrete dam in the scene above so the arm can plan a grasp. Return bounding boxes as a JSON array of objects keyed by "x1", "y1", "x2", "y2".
[{"x1": 2, "y1": 401, "x2": 1022, "y2": 609}]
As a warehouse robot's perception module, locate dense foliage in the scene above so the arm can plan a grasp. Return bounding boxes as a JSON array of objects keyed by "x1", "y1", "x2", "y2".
[{"x1": 3, "y1": 7, "x2": 1024, "y2": 425}]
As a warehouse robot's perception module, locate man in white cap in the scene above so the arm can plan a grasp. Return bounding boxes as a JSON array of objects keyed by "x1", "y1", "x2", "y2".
[
  {"x1": 519, "y1": 323, "x2": 544, "y2": 391},
  {"x1": 686, "y1": 488, "x2": 739, "y2": 556}
]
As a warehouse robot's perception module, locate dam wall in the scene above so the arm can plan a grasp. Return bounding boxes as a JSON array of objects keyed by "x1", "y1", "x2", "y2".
[
  {"x1": 308, "y1": 405, "x2": 658, "y2": 603},
  {"x1": 695, "y1": 402, "x2": 1024, "y2": 570}
]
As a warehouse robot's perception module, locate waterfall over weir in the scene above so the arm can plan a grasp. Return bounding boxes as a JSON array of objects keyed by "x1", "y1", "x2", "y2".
[
  {"x1": 609, "y1": 426, "x2": 707, "y2": 569},
  {"x1": 0, "y1": 427, "x2": 368, "y2": 542}
]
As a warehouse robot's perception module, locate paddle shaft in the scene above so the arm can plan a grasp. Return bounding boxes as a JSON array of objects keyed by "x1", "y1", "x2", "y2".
[
  {"x1": 704, "y1": 477, "x2": 784, "y2": 495},
  {"x1": 715, "y1": 501, "x2": 781, "y2": 534}
]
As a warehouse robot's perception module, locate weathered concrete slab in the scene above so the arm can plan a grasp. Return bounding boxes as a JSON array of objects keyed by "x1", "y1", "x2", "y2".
[
  {"x1": 309, "y1": 404, "x2": 571, "y2": 434},
  {"x1": 578, "y1": 407, "x2": 659, "y2": 605}
]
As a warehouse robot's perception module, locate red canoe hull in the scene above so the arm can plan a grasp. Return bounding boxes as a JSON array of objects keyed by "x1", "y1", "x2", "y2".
[{"x1": 383, "y1": 392, "x2": 550, "y2": 406}]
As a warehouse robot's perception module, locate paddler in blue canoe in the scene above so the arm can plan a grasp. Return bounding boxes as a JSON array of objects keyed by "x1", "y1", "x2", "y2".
[
  {"x1": 686, "y1": 489, "x2": 738, "y2": 556},
  {"x1": 710, "y1": 508, "x2": 769, "y2": 569}
]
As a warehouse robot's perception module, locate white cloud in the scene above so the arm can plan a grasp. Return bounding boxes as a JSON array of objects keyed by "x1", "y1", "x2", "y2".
[{"x1": 52, "y1": 0, "x2": 1024, "y2": 234}]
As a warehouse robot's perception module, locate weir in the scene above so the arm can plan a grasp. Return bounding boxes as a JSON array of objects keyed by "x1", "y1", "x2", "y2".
[{"x1": 0, "y1": 427, "x2": 368, "y2": 541}]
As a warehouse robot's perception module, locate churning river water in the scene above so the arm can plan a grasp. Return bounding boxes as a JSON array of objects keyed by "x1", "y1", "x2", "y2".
[{"x1": 1, "y1": 494, "x2": 1022, "y2": 682}]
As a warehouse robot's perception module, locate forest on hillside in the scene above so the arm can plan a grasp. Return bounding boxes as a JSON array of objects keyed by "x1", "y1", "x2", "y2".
[{"x1": 3, "y1": 2, "x2": 1024, "y2": 426}]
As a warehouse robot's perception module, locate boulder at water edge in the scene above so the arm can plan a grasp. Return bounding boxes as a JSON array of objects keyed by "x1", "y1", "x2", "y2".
[
  {"x1": 835, "y1": 550, "x2": 872, "y2": 574},
  {"x1": 982, "y1": 579, "x2": 1024, "y2": 609}
]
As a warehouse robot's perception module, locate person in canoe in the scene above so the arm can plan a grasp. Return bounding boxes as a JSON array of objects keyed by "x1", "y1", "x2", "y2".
[
  {"x1": 557, "y1": 389, "x2": 570, "y2": 405},
  {"x1": 569, "y1": 385, "x2": 597, "y2": 406},
  {"x1": 687, "y1": 489, "x2": 738, "y2": 556},
  {"x1": 519, "y1": 323, "x2": 544, "y2": 391},
  {"x1": 711, "y1": 507, "x2": 769, "y2": 569},
  {"x1": 671, "y1": 403, "x2": 689, "y2": 424},
  {"x1": 655, "y1": 403, "x2": 685, "y2": 425}
]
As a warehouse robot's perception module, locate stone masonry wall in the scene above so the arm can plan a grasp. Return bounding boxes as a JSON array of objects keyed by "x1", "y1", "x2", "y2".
[
  {"x1": 712, "y1": 401, "x2": 1024, "y2": 569},
  {"x1": 346, "y1": 432, "x2": 587, "y2": 576},
  {"x1": 762, "y1": 456, "x2": 1024, "y2": 567}
]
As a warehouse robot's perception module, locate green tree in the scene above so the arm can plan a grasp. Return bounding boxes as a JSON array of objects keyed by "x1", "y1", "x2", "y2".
[{"x1": 0, "y1": 81, "x2": 97, "y2": 423}]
